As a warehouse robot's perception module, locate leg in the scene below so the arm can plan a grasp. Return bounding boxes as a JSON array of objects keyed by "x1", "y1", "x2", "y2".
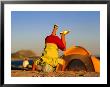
[
  {"x1": 32, "y1": 63, "x2": 36, "y2": 71},
  {"x1": 56, "y1": 64, "x2": 60, "y2": 72},
  {"x1": 62, "y1": 60, "x2": 66, "y2": 71},
  {"x1": 57, "y1": 58, "x2": 66, "y2": 71}
]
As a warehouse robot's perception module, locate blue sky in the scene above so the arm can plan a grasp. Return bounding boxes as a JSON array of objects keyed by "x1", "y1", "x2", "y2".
[{"x1": 11, "y1": 11, "x2": 100, "y2": 56}]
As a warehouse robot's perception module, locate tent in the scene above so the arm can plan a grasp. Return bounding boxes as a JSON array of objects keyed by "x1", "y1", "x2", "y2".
[{"x1": 57, "y1": 46, "x2": 100, "y2": 72}]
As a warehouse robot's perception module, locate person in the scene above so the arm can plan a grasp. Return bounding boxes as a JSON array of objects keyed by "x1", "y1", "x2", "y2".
[
  {"x1": 40, "y1": 24, "x2": 70, "y2": 72},
  {"x1": 22, "y1": 57, "x2": 29, "y2": 70}
]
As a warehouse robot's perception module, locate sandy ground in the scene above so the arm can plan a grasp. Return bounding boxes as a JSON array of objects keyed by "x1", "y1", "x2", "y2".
[{"x1": 11, "y1": 70, "x2": 100, "y2": 77}]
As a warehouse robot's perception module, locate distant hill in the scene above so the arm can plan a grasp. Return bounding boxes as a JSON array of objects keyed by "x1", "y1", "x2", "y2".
[{"x1": 11, "y1": 50, "x2": 37, "y2": 59}]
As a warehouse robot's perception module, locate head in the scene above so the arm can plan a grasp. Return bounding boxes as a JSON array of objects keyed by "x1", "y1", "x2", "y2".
[
  {"x1": 24, "y1": 57, "x2": 28, "y2": 60},
  {"x1": 52, "y1": 24, "x2": 58, "y2": 35}
]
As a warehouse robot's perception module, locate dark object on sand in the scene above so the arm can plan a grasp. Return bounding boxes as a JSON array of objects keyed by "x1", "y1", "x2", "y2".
[{"x1": 11, "y1": 65, "x2": 23, "y2": 70}]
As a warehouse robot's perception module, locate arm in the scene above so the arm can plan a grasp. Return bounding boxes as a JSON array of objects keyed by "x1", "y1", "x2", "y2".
[{"x1": 56, "y1": 36, "x2": 66, "y2": 51}]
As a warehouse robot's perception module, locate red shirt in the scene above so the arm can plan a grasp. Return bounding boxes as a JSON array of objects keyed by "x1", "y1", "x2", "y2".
[{"x1": 45, "y1": 34, "x2": 65, "y2": 51}]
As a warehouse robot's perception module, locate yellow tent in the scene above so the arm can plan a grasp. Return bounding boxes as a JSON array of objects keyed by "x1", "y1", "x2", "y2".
[{"x1": 57, "y1": 46, "x2": 100, "y2": 73}]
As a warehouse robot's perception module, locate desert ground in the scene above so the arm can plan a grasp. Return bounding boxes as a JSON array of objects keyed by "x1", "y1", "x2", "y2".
[{"x1": 11, "y1": 70, "x2": 99, "y2": 77}]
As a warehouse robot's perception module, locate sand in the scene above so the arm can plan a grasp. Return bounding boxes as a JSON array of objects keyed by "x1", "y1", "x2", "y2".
[{"x1": 11, "y1": 70, "x2": 100, "y2": 77}]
